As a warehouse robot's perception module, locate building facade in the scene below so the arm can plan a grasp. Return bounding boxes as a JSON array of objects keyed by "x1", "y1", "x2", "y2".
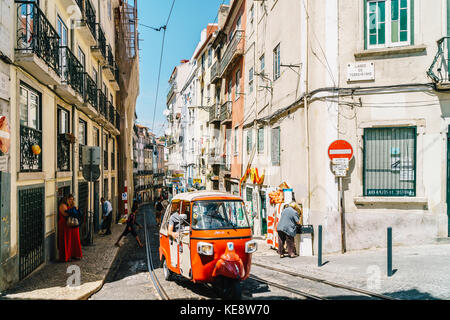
[{"x1": 0, "y1": 0, "x2": 139, "y2": 290}]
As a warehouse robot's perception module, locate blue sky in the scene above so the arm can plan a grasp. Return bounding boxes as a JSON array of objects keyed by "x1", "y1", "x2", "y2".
[{"x1": 135, "y1": 0, "x2": 227, "y2": 136}]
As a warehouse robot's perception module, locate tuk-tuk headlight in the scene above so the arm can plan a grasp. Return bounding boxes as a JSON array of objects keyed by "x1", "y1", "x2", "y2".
[
  {"x1": 245, "y1": 240, "x2": 257, "y2": 254},
  {"x1": 197, "y1": 242, "x2": 214, "y2": 256}
]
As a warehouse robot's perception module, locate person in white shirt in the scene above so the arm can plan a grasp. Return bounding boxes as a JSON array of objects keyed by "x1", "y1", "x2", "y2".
[{"x1": 100, "y1": 198, "x2": 113, "y2": 235}]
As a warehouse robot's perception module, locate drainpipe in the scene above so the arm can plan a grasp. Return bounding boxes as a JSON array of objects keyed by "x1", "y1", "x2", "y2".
[{"x1": 304, "y1": 0, "x2": 311, "y2": 224}]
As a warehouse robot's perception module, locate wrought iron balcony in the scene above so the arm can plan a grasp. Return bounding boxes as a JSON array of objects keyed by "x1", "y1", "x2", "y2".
[
  {"x1": 167, "y1": 84, "x2": 176, "y2": 103},
  {"x1": 84, "y1": 73, "x2": 98, "y2": 110},
  {"x1": 428, "y1": 37, "x2": 450, "y2": 89},
  {"x1": 16, "y1": 1, "x2": 61, "y2": 79},
  {"x1": 98, "y1": 90, "x2": 107, "y2": 119},
  {"x1": 92, "y1": 24, "x2": 107, "y2": 61},
  {"x1": 60, "y1": 46, "x2": 84, "y2": 96},
  {"x1": 108, "y1": 101, "x2": 115, "y2": 125},
  {"x1": 20, "y1": 125, "x2": 42, "y2": 172},
  {"x1": 209, "y1": 104, "x2": 220, "y2": 123},
  {"x1": 115, "y1": 110, "x2": 120, "y2": 131},
  {"x1": 57, "y1": 134, "x2": 71, "y2": 172},
  {"x1": 106, "y1": 45, "x2": 114, "y2": 68},
  {"x1": 220, "y1": 101, "x2": 232, "y2": 123},
  {"x1": 84, "y1": 0, "x2": 96, "y2": 40},
  {"x1": 220, "y1": 30, "x2": 245, "y2": 77},
  {"x1": 210, "y1": 60, "x2": 220, "y2": 83}
]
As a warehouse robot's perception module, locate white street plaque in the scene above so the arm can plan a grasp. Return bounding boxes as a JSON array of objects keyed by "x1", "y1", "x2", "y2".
[
  {"x1": 334, "y1": 169, "x2": 348, "y2": 177},
  {"x1": 347, "y1": 62, "x2": 375, "y2": 82}
]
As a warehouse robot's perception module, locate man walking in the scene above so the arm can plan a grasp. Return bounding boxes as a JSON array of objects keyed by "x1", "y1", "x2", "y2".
[{"x1": 100, "y1": 197, "x2": 113, "y2": 235}]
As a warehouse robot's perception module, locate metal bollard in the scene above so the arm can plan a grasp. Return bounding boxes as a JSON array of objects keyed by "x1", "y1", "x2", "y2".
[
  {"x1": 318, "y1": 225, "x2": 322, "y2": 267},
  {"x1": 387, "y1": 227, "x2": 392, "y2": 277}
]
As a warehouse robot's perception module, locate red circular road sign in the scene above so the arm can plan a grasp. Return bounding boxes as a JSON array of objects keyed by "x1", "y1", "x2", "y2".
[{"x1": 328, "y1": 140, "x2": 354, "y2": 160}]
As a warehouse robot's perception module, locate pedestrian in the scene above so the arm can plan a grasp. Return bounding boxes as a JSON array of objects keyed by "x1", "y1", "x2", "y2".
[
  {"x1": 58, "y1": 194, "x2": 83, "y2": 262},
  {"x1": 154, "y1": 196, "x2": 164, "y2": 226},
  {"x1": 115, "y1": 202, "x2": 144, "y2": 248},
  {"x1": 100, "y1": 197, "x2": 113, "y2": 235},
  {"x1": 276, "y1": 202, "x2": 303, "y2": 258}
]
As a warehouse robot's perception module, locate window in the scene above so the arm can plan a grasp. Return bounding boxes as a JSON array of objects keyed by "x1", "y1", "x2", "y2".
[
  {"x1": 228, "y1": 78, "x2": 232, "y2": 101},
  {"x1": 78, "y1": 119, "x2": 87, "y2": 170},
  {"x1": 258, "y1": 127, "x2": 264, "y2": 153},
  {"x1": 260, "y1": 54, "x2": 265, "y2": 74},
  {"x1": 94, "y1": 127, "x2": 100, "y2": 146},
  {"x1": 208, "y1": 48, "x2": 212, "y2": 67},
  {"x1": 19, "y1": 84, "x2": 42, "y2": 172},
  {"x1": 78, "y1": 47, "x2": 85, "y2": 70},
  {"x1": 108, "y1": 0, "x2": 112, "y2": 20},
  {"x1": 20, "y1": 85, "x2": 40, "y2": 130},
  {"x1": 363, "y1": 127, "x2": 416, "y2": 197},
  {"x1": 201, "y1": 53, "x2": 205, "y2": 71},
  {"x1": 92, "y1": 68, "x2": 98, "y2": 85},
  {"x1": 236, "y1": 15, "x2": 242, "y2": 30},
  {"x1": 247, "y1": 129, "x2": 252, "y2": 154},
  {"x1": 57, "y1": 16, "x2": 68, "y2": 47},
  {"x1": 235, "y1": 69, "x2": 241, "y2": 100},
  {"x1": 234, "y1": 127, "x2": 239, "y2": 155},
  {"x1": 58, "y1": 107, "x2": 69, "y2": 134},
  {"x1": 271, "y1": 127, "x2": 280, "y2": 166},
  {"x1": 78, "y1": 119, "x2": 87, "y2": 145},
  {"x1": 104, "y1": 133, "x2": 109, "y2": 170},
  {"x1": 249, "y1": 67, "x2": 254, "y2": 93},
  {"x1": 250, "y1": 5, "x2": 254, "y2": 25},
  {"x1": 273, "y1": 44, "x2": 281, "y2": 80},
  {"x1": 366, "y1": 0, "x2": 412, "y2": 49}
]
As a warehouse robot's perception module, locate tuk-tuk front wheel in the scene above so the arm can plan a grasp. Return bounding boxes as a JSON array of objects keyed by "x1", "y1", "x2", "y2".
[
  {"x1": 162, "y1": 257, "x2": 174, "y2": 281},
  {"x1": 219, "y1": 277, "x2": 242, "y2": 300}
]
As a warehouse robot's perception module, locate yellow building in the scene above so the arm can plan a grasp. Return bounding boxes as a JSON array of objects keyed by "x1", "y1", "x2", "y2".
[{"x1": 0, "y1": 0, "x2": 138, "y2": 289}]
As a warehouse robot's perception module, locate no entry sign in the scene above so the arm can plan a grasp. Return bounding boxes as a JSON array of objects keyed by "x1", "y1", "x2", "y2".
[{"x1": 328, "y1": 140, "x2": 354, "y2": 160}]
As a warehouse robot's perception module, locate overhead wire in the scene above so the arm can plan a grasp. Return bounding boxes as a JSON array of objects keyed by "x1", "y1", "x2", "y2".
[{"x1": 151, "y1": 0, "x2": 176, "y2": 133}]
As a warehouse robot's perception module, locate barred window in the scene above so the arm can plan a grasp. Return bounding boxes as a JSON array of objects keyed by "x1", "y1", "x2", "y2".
[{"x1": 363, "y1": 127, "x2": 416, "y2": 197}]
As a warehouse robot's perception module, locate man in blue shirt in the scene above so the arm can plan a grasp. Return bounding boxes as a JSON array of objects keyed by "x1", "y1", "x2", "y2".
[{"x1": 100, "y1": 197, "x2": 113, "y2": 235}]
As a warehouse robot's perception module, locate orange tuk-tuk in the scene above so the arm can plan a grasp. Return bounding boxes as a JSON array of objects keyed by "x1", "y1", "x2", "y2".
[{"x1": 159, "y1": 191, "x2": 257, "y2": 299}]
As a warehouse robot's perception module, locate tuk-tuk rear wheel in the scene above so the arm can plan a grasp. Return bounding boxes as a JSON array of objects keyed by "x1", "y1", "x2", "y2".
[{"x1": 162, "y1": 257, "x2": 174, "y2": 281}]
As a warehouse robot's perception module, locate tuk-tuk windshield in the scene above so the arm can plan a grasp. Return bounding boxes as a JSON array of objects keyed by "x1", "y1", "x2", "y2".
[{"x1": 192, "y1": 200, "x2": 250, "y2": 230}]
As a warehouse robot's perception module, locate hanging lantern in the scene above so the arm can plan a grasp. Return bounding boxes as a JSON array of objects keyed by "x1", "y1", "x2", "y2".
[{"x1": 31, "y1": 144, "x2": 41, "y2": 155}]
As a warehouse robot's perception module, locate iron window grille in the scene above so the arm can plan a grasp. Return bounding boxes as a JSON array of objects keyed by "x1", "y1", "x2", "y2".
[{"x1": 363, "y1": 127, "x2": 417, "y2": 197}]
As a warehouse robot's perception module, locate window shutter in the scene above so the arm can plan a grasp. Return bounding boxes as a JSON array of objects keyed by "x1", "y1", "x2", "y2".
[
  {"x1": 271, "y1": 127, "x2": 280, "y2": 166},
  {"x1": 258, "y1": 127, "x2": 264, "y2": 153}
]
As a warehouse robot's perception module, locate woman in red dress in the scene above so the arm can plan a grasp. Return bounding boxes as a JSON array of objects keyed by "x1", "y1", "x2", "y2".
[{"x1": 58, "y1": 194, "x2": 83, "y2": 262}]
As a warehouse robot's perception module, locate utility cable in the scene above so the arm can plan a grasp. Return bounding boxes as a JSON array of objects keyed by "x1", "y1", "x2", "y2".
[{"x1": 151, "y1": 0, "x2": 176, "y2": 133}]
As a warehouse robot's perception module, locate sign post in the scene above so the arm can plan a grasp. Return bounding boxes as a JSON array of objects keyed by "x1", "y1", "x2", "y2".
[{"x1": 328, "y1": 140, "x2": 354, "y2": 254}]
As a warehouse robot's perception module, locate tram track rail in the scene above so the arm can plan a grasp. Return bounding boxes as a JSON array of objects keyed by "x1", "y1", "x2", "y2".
[
  {"x1": 248, "y1": 274, "x2": 327, "y2": 300},
  {"x1": 143, "y1": 209, "x2": 170, "y2": 300},
  {"x1": 252, "y1": 262, "x2": 397, "y2": 300}
]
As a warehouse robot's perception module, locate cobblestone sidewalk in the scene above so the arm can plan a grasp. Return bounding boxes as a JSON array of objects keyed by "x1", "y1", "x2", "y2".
[{"x1": 0, "y1": 223, "x2": 123, "y2": 300}]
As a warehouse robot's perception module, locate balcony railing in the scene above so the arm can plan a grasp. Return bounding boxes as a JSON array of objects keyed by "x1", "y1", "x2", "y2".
[
  {"x1": 220, "y1": 101, "x2": 232, "y2": 123},
  {"x1": 95, "y1": 23, "x2": 107, "y2": 59},
  {"x1": 210, "y1": 60, "x2": 219, "y2": 82},
  {"x1": 60, "y1": 46, "x2": 84, "y2": 95},
  {"x1": 108, "y1": 102, "x2": 115, "y2": 125},
  {"x1": 98, "y1": 90, "x2": 107, "y2": 118},
  {"x1": 16, "y1": 1, "x2": 60, "y2": 75},
  {"x1": 220, "y1": 30, "x2": 244, "y2": 76},
  {"x1": 167, "y1": 84, "x2": 176, "y2": 102},
  {"x1": 57, "y1": 134, "x2": 71, "y2": 172},
  {"x1": 209, "y1": 104, "x2": 220, "y2": 123},
  {"x1": 115, "y1": 110, "x2": 120, "y2": 130},
  {"x1": 106, "y1": 45, "x2": 114, "y2": 68},
  {"x1": 20, "y1": 125, "x2": 42, "y2": 172},
  {"x1": 428, "y1": 37, "x2": 450, "y2": 86},
  {"x1": 84, "y1": 0, "x2": 96, "y2": 40},
  {"x1": 84, "y1": 73, "x2": 98, "y2": 109}
]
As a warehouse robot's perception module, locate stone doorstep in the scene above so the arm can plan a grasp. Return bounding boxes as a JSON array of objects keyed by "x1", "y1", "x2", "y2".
[{"x1": 1, "y1": 224, "x2": 123, "y2": 300}]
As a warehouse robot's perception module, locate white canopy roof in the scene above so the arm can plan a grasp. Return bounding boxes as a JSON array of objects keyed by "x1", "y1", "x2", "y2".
[{"x1": 171, "y1": 190, "x2": 242, "y2": 202}]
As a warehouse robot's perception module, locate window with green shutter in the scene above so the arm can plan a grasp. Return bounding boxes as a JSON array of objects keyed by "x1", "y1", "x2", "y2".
[
  {"x1": 366, "y1": 0, "x2": 413, "y2": 49},
  {"x1": 258, "y1": 127, "x2": 264, "y2": 154},
  {"x1": 363, "y1": 127, "x2": 416, "y2": 197},
  {"x1": 247, "y1": 129, "x2": 252, "y2": 154},
  {"x1": 271, "y1": 127, "x2": 280, "y2": 166}
]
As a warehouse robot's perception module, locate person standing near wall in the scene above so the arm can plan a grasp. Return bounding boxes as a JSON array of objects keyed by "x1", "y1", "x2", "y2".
[
  {"x1": 276, "y1": 202, "x2": 303, "y2": 258},
  {"x1": 100, "y1": 197, "x2": 113, "y2": 235}
]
